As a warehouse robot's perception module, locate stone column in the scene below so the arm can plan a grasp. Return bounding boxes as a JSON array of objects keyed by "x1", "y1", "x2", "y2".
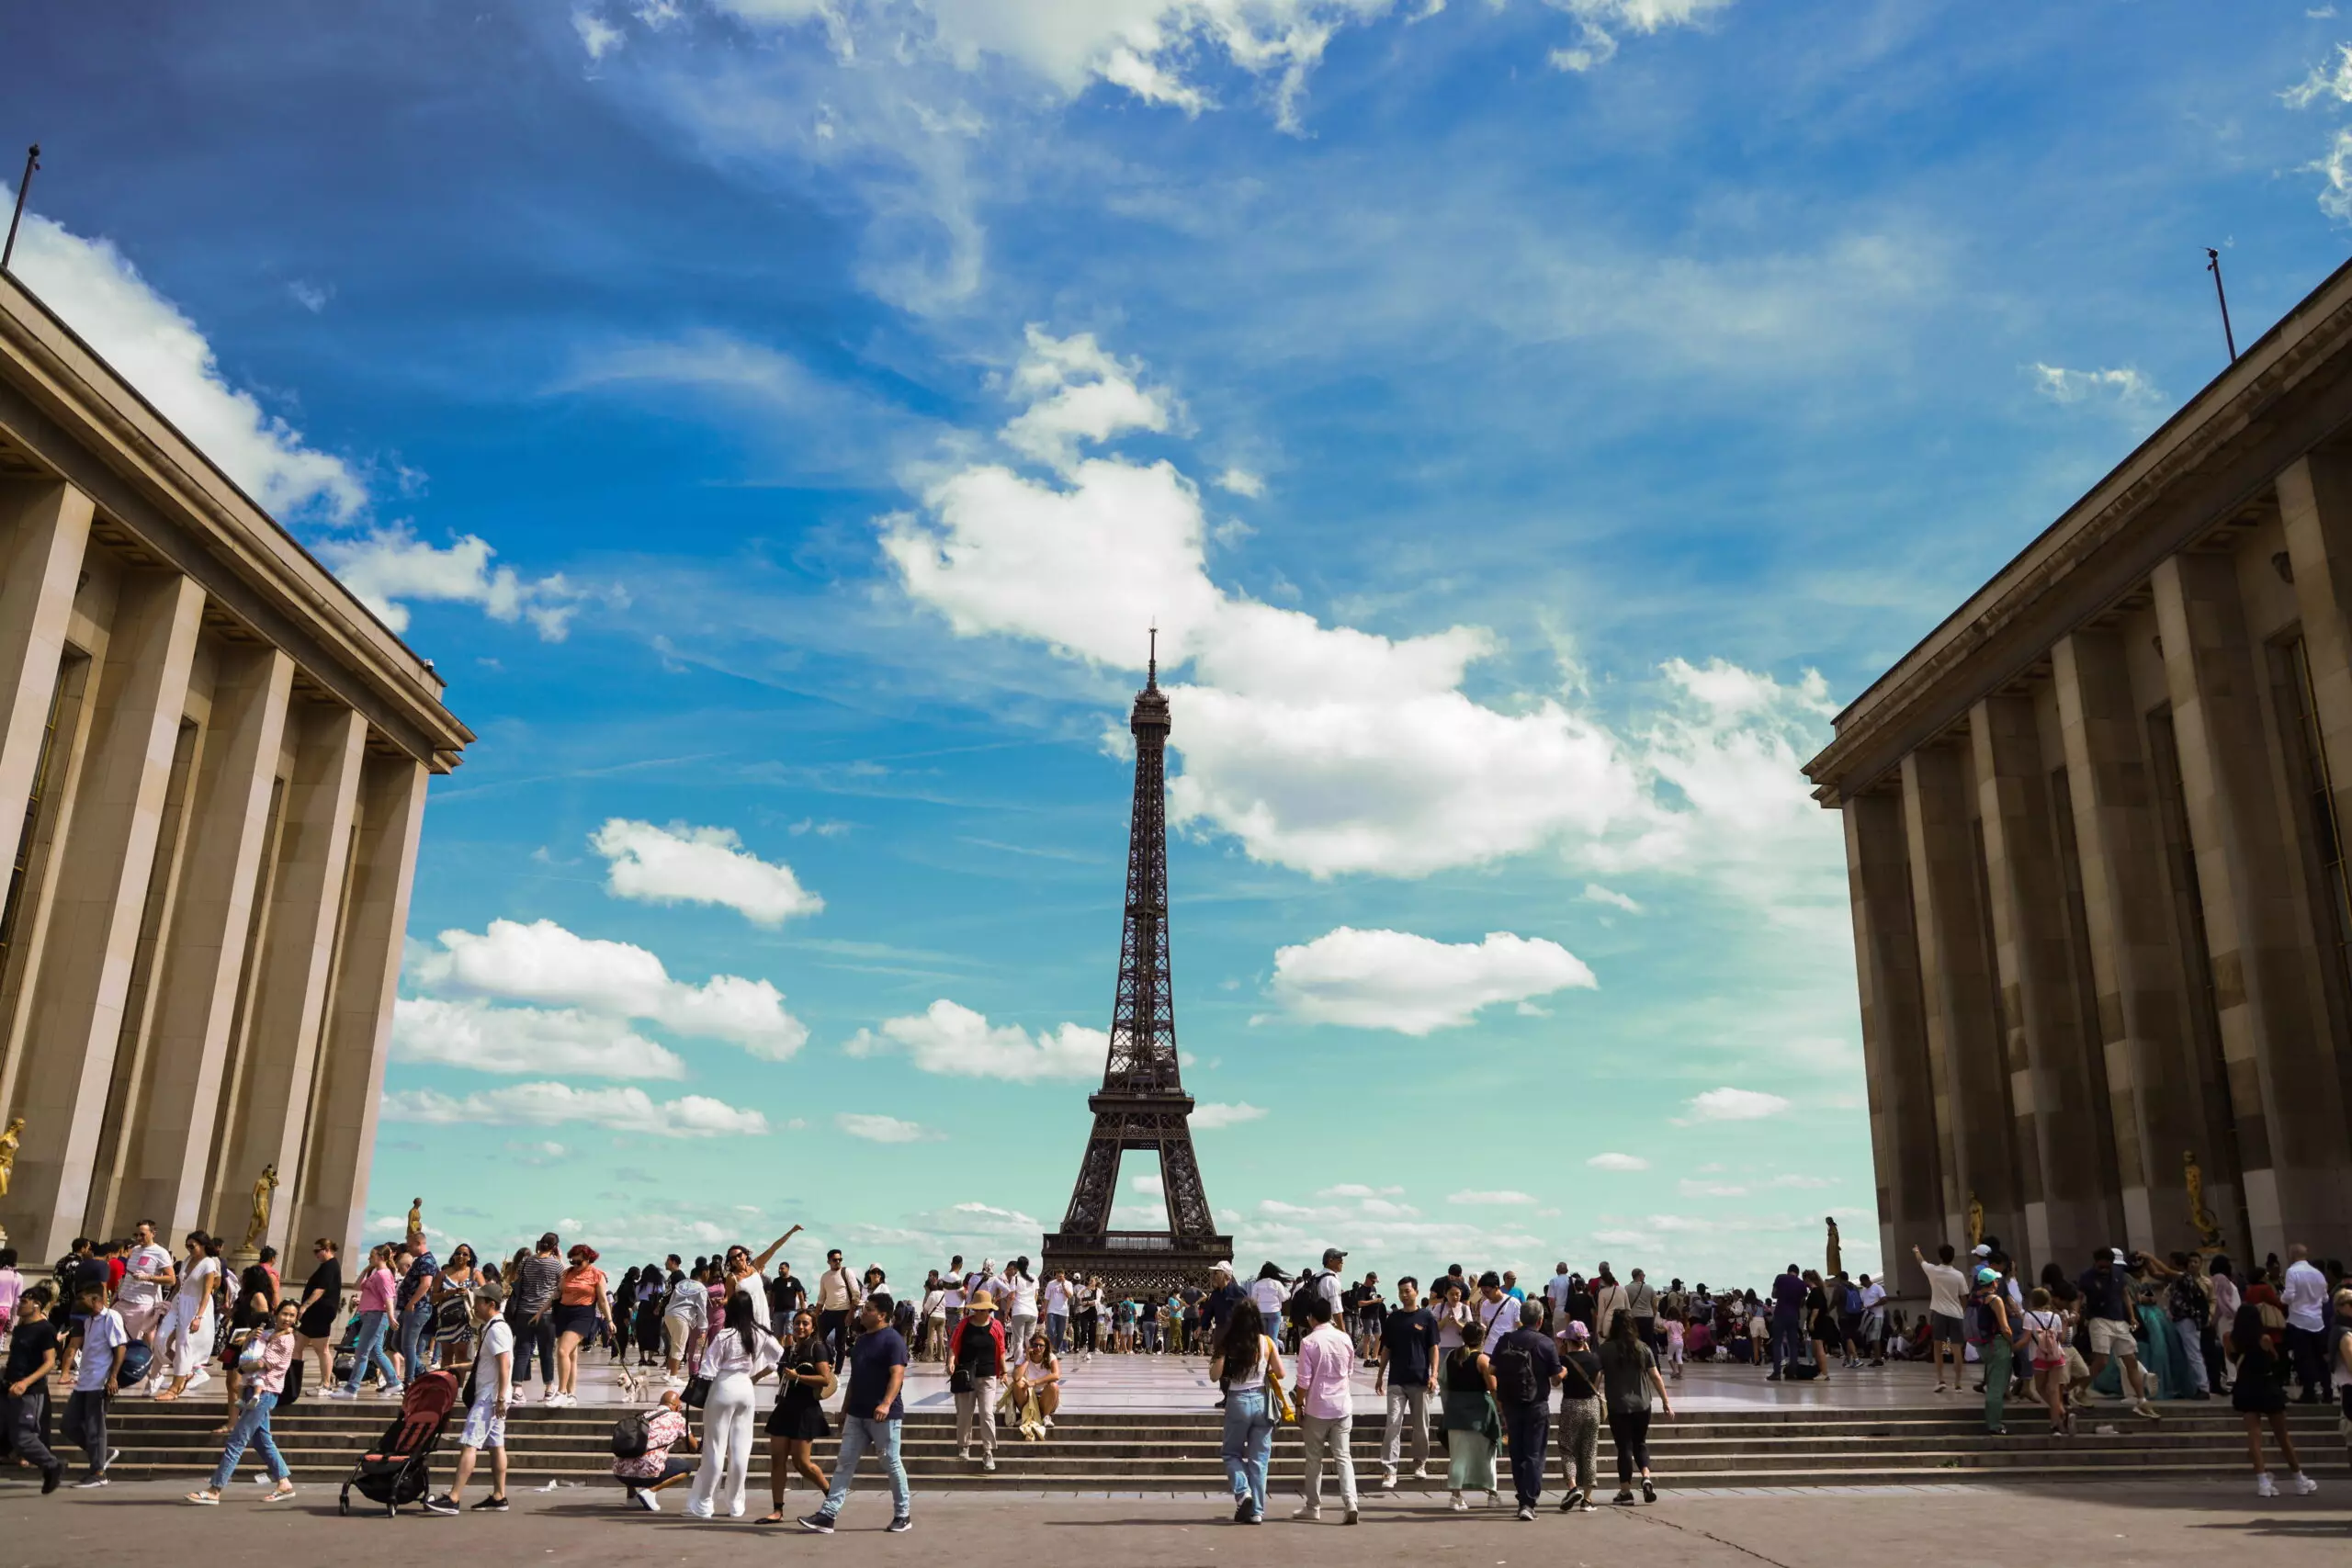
[
  {"x1": 0, "y1": 570, "x2": 204, "y2": 1259},
  {"x1": 0, "y1": 481, "x2": 91, "y2": 842},
  {"x1": 1902, "y1": 740, "x2": 2025, "y2": 1249},
  {"x1": 2153, "y1": 552, "x2": 2352, "y2": 1260},
  {"x1": 2272, "y1": 451, "x2": 2352, "y2": 1156},
  {"x1": 2051, "y1": 629, "x2": 2214, "y2": 1254},
  {"x1": 209, "y1": 703, "x2": 365, "y2": 1257},
  {"x1": 117, "y1": 647, "x2": 294, "y2": 1235},
  {"x1": 1843, "y1": 788, "x2": 1944, "y2": 1269},
  {"x1": 294, "y1": 752, "x2": 427, "y2": 1252},
  {"x1": 1970, "y1": 693, "x2": 2119, "y2": 1271}
]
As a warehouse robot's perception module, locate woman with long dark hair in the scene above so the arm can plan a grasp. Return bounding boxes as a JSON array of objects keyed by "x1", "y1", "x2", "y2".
[
  {"x1": 686, "y1": 1290, "x2": 776, "y2": 1518},
  {"x1": 1209, "y1": 1298, "x2": 1283, "y2": 1523},
  {"x1": 1597, "y1": 1307, "x2": 1673, "y2": 1505},
  {"x1": 431, "y1": 1244, "x2": 481, "y2": 1371},
  {"x1": 1440, "y1": 1307, "x2": 1498, "y2": 1510},
  {"x1": 758, "y1": 1307, "x2": 835, "y2": 1522},
  {"x1": 2225, "y1": 1301, "x2": 2313, "y2": 1496},
  {"x1": 153, "y1": 1232, "x2": 220, "y2": 1403}
]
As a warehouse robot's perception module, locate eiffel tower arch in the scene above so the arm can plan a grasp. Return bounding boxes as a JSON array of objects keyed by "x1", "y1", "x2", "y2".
[{"x1": 1040, "y1": 639, "x2": 1232, "y2": 1297}]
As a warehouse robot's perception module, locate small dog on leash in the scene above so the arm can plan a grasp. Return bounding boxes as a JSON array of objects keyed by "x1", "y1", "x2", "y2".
[{"x1": 613, "y1": 1365, "x2": 652, "y2": 1404}]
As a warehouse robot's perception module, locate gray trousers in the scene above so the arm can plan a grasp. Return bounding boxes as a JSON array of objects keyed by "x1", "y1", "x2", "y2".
[
  {"x1": 1298, "y1": 1413, "x2": 1359, "y2": 1511},
  {"x1": 1382, "y1": 1384, "x2": 1430, "y2": 1475},
  {"x1": 1557, "y1": 1395, "x2": 1600, "y2": 1495},
  {"x1": 954, "y1": 1378, "x2": 1001, "y2": 1456},
  {"x1": 4, "y1": 1382, "x2": 59, "y2": 1472},
  {"x1": 62, "y1": 1388, "x2": 108, "y2": 1474}
]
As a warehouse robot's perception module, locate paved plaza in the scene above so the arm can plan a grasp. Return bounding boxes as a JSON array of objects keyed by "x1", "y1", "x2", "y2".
[{"x1": 2, "y1": 1476, "x2": 2345, "y2": 1565}]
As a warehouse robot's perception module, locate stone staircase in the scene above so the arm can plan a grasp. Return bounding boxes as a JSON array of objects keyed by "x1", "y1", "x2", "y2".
[{"x1": 94, "y1": 1401, "x2": 2347, "y2": 1492}]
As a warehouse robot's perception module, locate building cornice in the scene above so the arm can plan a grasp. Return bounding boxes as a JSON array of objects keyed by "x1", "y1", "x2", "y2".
[
  {"x1": 0, "y1": 272, "x2": 471, "y2": 771},
  {"x1": 1803, "y1": 252, "x2": 2352, "y2": 805}
]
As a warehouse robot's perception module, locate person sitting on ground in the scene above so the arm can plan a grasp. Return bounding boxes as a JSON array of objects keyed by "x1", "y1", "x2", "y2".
[
  {"x1": 1010, "y1": 1331, "x2": 1062, "y2": 1438},
  {"x1": 615, "y1": 1387, "x2": 700, "y2": 1511}
]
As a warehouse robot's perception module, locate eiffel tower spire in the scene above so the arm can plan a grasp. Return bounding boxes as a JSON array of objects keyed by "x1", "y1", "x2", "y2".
[{"x1": 1041, "y1": 635, "x2": 1231, "y2": 1293}]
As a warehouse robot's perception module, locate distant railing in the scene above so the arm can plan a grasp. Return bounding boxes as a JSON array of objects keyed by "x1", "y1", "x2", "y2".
[{"x1": 1101, "y1": 1233, "x2": 1178, "y2": 1251}]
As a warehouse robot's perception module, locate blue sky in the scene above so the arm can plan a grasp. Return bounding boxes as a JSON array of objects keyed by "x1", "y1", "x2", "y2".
[{"x1": 12, "y1": 0, "x2": 2352, "y2": 1290}]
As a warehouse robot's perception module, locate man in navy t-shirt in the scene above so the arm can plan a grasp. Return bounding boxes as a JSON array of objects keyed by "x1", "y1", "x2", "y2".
[
  {"x1": 801, "y1": 1294, "x2": 910, "y2": 1533},
  {"x1": 1374, "y1": 1277, "x2": 1441, "y2": 1488}
]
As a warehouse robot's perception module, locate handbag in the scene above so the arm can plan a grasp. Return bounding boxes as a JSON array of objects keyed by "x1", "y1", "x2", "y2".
[
  {"x1": 683, "y1": 1374, "x2": 712, "y2": 1409},
  {"x1": 1264, "y1": 1339, "x2": 1296, "y2": 1423}
]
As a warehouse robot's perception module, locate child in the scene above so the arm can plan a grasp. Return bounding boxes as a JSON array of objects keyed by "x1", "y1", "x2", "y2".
[
  {"x1": 62, "y1": 1281, "x2": 124, "y2": 1488},
  {"x1": 2020, "y1": 1287, "x2": 2069, "y2": 1437},
  {"x1": 1663, "y1": 1312, "x2": 1686, "y2": 1380}
]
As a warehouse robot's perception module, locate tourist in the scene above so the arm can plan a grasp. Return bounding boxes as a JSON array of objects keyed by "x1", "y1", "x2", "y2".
[
  {"x1": 220, "y1": 1248, "x2": 279, "y2": 1419},
  {"x1": 1626, "y1": 1268, "x2": 1658, "y2": 1350},
  {"x1": 1002, "y1": 1258, "x2": 1040, "y2": 1356},
  {"x1": 684, "y1": 1290, "x2": 776, "y2": 1519},
  {"x1": 662, "y1": 1261, "x2": 704, "y2": 1385},
  {"x1": 1555, "y1": 1318, "x2": 1602, "y2": 1513},
  {"x1": 1763, "y1": 1262, "x2": 1806, "y2": 1380},
  {"x1": 1043, "y1": 1269, "x2": 1071, "y2": 1353},
  {"x1": 1476, "y1": 1271, "x2": 1516, "y2": 1352},
  {"x1": 1591, "y1": 1265, "x2": 1628, "y2": 1340},
  {"x1": 548, "y1": 1243, "x2": 611, "y2": 1407},
  {"x1": 1663, "y1": 1309, "x2": 1686, "y2": 1380},
  {"x1": 1803, "y1": 1269, "x2": 1837, "y2": 1381},
  {"x1": 1491, "y1": 1298, "x2": 1562, "y2": 1519},
  {"x1": 1211, "y1": 1298, "x2": 1282, "y2": 1523},
  {"x1": 1289, "y1": 1293, "x2": 1360, "y2": 1523},
  {"x1": 1202, "y1": 1261, "x2": 1246, "y2": 1356},
  {"x1": 153, "y1": 1231, "x2": 219, "y2": 1402},
  {"x1": 1351, "y1": 1273, "x2": 1385, "y2": 1362},
  {"x1": 814, "y1": 1248, "x2": 861, "y2": 1371},
  {"x1": 616, "y1": 1387, "x2": 700, "y2": 1510},
  {"x1": 799, "y1": 1292, "x2": 911, "y2": 1534},
  {"x1": 430, "y1": 1243, "x2": 481, "y2": 1371},
  {"x1": 2079, "y1": 1248, "x2": 2160, "y2": 1419},
  {"x1": 4, "y1": 1284, "x2": 63, "y2": 1493},
  {"x1": 393, "y1": 1232, "x2": 438, "y2": 1388},
  {"x1": 113, "y1": 1220, "x2": 174, "y2": 1354},
  {"x1": 424, "y1": 1282, "x2": 514, "y2": 1514},
  {"x1": 1598, "y1": 1307, "x2": 1672, "y2": 1505},
  {"x1": 1440, "y1": 1305, "x2": 1498, "y2": 1512},
  {"x1": 1011, "y1": 1330, "x2": 1061, "y2": 1436},
  {"x1": 2225, "y1": 1299, "x2": 2316, "y2": 1495},
  {"x1": 768, "y1": 1254, "x2": 807, "y2": 1326},
  {"x1": 184, "y1": 1297, "x2": 299, "y2": 1506},
  {"x1": 291, "y1": 1238, "x2": 341, "y2": 1393},
  {"x1": 948, "y1": 1289, "x2": 1007, "y2": 1471},
  {"x1": 1248, "y1": 1262, "x2": 1287, "y2": 1329},
  {"x1": 1969, "y1": 1265, "x2": 2019, "y2": 1434},
  {"x1": 2020, "y1": 1286, "x2": 2070, "y2": 1436},
  {"x1": 1859, "y1": 1272, "x2": 1887, "y2": 1364},
  {"x1": 1911, "y1": 1242, "x2": 1966, "y2": 1393},
  {"x1": 2281, "y1": 1244, "x2": 2331, "y2": 1404},
  {"x1": 1544, "y1": 1263, "x2": 1575, "y2": 1329},
  {"x1": 757, "y1": 1308, "x2": 835, "y2": 1520},
  {"x1": 1078, "y1": 1275, "x2": 1105, "y2": 1355},
  {"x1": 511, "y1": 1232, "x2": 563, "y2": 1390},
  {"x1": 2332, "y1": 1288, "x2": 2352, "y2": 1451},
  {"x1": 1374, "y1": 1275, "x2": 1438, "y2": 1489},
  {"x1": 62, "y1": 1280, "x2": 123, "y2": 1487},
  {"x1": 331, "y1": 1244, "x2": 402, "y2": 1398}
]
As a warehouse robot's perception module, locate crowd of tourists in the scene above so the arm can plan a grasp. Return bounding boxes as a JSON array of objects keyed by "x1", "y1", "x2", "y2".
[{"x1": 2, "y1": 1224, "x2": 2347, "y2": 1526}]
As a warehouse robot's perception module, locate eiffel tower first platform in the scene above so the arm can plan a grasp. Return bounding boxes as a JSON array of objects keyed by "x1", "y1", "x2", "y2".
[{"x1": 1040, "y1": 641, "x2": 1232, "y2": 1297}]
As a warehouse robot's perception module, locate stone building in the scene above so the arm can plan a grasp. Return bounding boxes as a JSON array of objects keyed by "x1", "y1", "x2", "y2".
[
  {"x1": 1805, "y1": 261, "x2": 2352, "y2": 1280},
  {"x1": 0, "y1": 272, "x2": 469, "y2": 1262}
]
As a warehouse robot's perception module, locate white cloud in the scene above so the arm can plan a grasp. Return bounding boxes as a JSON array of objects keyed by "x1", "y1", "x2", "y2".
[
  {"x1": 590, "y1": 818, "x2": 824, "y2": 926},
  {"x1": 1317, "y1": 1183, "x2": 1403, "y2": 1198},
  {"x1": 837, "y1": 1111, "x2": 945, "y2": 1144},
  {"x1": 1685, "y1": 1086, "x2": 1792, "y2": 1122},
  {"x1": 411, "y1": 918, "x2": 808, "y2": 1059},
  {"x1": 390, "y1": 997, "x2": 684, "y2": 1078},
  {"x1": 1769, "y1": 1173, "x2": 1838, "y2": 1190},
  {"x1": 2310, "y1": 129, "x2": 2352, "y2": 225},
  {"x1": 315, "y1": 525, "x2": 592, "y2": 640},
  {"x1": 1215, "y1": 466, "x2": 1265, "y2": 497},
  {"x1": 1679, "y1": 1179, "x2": 1750, "y2": 1197},
  {"x1": 574, "y1": 8, "x2": 626, "y2": 59},
  {"x1": 1190, "y1": 1100, "x2": 1268, "y2": 1129},
  {"x1": 1264, "y1": 927, "x2": 1596, "y2": 1034},
  {"x1": 3, "y1": 195, "x2": 363, "y2": 519},
  {"x1": 1001, "y1": 326, "x2": 1175, "y2": 471},
  {"x1": 1447, "y1": 1189, "x2": 1537, "y2": 1206},
  {"x1": 1132, "y1": 1173, "x2": 1166, "y2": 1196},
  {"x1": 379, "y1": 1081, "x2": 768, "y2": 1136},
  {"x1": 2286, "y1": 43, "x2": 2352, "y2": 107},
  {"x1": 1582, "y1": 883, "x2": 1642, "y2": 914},
  {"x1": 1586, "y1": 1152, "x2": 1649, "y2": 1171},
  {"x1": 843, "y1": 998, "x2": 1106, "y2": 1081},
  {"x1": 2029, "y1": 363, "x2": 2161, "y2": 407},
  {"x1": 1547, "y1": 0, "x2": 1734, "y2": 73},
  {"x1": 287, "y1": 279, "x2": 332, "y2": 313}
]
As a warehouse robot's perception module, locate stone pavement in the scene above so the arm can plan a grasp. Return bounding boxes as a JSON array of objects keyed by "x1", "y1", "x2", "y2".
[{"x1": 1, "y1": 1477, "x2": 2345, "y2": 1565}]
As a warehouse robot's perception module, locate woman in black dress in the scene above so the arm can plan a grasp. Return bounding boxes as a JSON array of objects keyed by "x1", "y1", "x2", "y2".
[
  {"x1": 2225, "y1": 1302, "x2": 2313, "y2": 1496},
  {"x1": 757, "y1": 1308, "x2": 835, "y2": 1522},
  {"x1": 634, "y1": 1264, "x2": 666, "y2": 1364},
  {"x1": 292, "y1": 1237, "x2": 344, "y2": 1395},
  {"x1": 1804, "y1": 1270, "x2": 1838, "y2": 1382}
]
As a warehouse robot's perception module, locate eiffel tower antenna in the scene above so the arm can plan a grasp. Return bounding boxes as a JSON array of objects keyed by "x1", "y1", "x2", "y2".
[{"x1": 1040, "y1": 631, "x2": 1230, "y2": 1293}]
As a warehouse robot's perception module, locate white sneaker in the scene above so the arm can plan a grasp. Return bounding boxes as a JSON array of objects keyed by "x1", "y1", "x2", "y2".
[
  {"x1": 633, "y1": 1490, "x2": 660, "y2": 1512},
  {"x1": 2291, "y1": 1472, "x2": 2319, "y2": 1495},
  {"x1": 1380, "y1": 1473, "x2": 1397, "y2": 1492},
  {"x1": 543, "y1": 1387, "x2": 563, "y2": 1403},
  {"x1": 325, "y1": 1388, "x2": 356, "y2": 1399},
  {"x1": 2256, "y1": 1472, "x2": 2278, "y2": 1498},
  {"x1": 1414, "y1": 1465, "x2": 1432, "y2": 1480},
  {"x1": 1448, "y1": 1493, "x2": 1468, "y2": 1512}
]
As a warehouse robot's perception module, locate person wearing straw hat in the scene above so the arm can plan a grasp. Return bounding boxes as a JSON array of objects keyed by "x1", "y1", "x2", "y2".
[{"x1": 948, "y1": 1289, "x2": 1008, "y2": 1472}]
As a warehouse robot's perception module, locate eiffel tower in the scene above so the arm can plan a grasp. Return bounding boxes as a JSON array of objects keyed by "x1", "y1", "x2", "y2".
[{"x1": 1040, "y1": 636, "x2": 1232, "y2": 1296}]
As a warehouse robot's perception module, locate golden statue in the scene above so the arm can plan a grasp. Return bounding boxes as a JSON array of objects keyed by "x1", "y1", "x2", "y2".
[
  {"x1": 243, "y1": 1162, "x2": 279, "y2": 1254},
  {"x1": 1825, "y1": 1216, "x2": 1842, "y2": 1278},
  {"x1": 407, "y1": 1195, "x2": 424, "y2": 1239},
  {"x1": 1965, "y1": 1190, "x2": 1984, "y2": 1250},
  {"x1": 0, "y1": 1116, "x2": 21, "y2": 1199},
  {"x1": 2184, "y1": 1149, "x2": 2224, "y2": 1249}
]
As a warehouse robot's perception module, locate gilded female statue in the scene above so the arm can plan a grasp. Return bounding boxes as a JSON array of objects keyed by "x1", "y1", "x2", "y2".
[
  {"x1": 2184, "y1": 1150, "x2": 2224, "y2": 1249},
  {"x1": 243, "y1": 1162, "x2": 279, "y2": 1254},
  {"x1": 0, "y1": 1116, "x2": 21, "y2": 1199}
]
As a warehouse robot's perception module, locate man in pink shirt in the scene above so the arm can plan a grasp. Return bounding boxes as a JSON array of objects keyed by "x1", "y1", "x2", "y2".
[{"x1": 1290, "y1": 1294, "x2": 1360, "y2": 1524}]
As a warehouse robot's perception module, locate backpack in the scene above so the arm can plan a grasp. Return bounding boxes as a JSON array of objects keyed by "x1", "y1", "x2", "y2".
[
  {"x1": 2025, "y1": 1312, "x2": 2063, "y2": 1365},
  {"x1": 1490, "y1": 1336, "x2": 1541, "y2": 1404},
  {"x1": 611, "y1": 1411, "x2": 653, "y2": 1460},
  {"x1": 1284, "y1": 1272, "x2": 1326, "y2": 1334}
]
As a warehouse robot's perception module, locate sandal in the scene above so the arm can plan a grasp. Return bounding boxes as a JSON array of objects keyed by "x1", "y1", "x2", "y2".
[
  {"x1": 185, "y1": 1492, "x2": 220, "y2": 1506},
  {"x1": 262, "y1": 1483, "x2": 297, "y2": 1502},
  {"x1": 759, "y1": 1511, "x2": 787, "y2": 1524}
]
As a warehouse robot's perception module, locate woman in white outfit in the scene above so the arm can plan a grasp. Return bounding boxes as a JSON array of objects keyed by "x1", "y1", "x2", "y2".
[
  {"x1": 154, "y1": 1232, "x2": 221, "y2": 1401},
  {"x1": 685, "y1": 1291, "x2": 777, "y2": 1518}
]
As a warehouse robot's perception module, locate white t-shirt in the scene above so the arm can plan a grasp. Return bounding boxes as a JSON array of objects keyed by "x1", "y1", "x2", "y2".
[
  {"x1": 1479, "y1": 1294, "x2": 1517, "y2": 1353},
  {"x1": 118, "y1": 1244, "x2": 175, "y2": 1308},
  {"x1": 75, "y1": 1308, "x2": 128, "y2": 1393},
  {"x1": 1860, "y1": 1281, "x2": 1887, "y2": 1312},
  {"x1": 941, "y1": 1282, "x2": 967, "y2": 1315},
  {"x1": 663, "y1": 1281, "x2": 705, "y2": 1325},
  {"x1": 1044, "y1": 1280, "x2": 1070, "y2": 1314},
  {"x1": 474, "y1": 1318, "x2": 514, "y2": 1402},
  {"x1": 1005, "y1": 1278, "x2": 1040, "y2": 1317},
  {"x1": 1918, "y1": 1260, "x2": 1966, "y2": 1317},
  {"x1": 1249, "y1": 1279, "x2": 1286, "y2": 1320},
  {"x1": 2282, "y1": 1260, "x2": 2328, "y2": 1332},
  {"x1": 1544, "y1": 1273, "x2": 1574, "y2": 1314}
]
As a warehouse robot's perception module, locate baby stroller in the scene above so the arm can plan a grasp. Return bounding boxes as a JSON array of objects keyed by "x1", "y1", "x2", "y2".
[{"x1": 338, "y1": 1371, "x2": 460, "y2": 1516}]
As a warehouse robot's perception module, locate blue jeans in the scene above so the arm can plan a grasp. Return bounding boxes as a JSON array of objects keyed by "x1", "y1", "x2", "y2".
[
  {"x1": 821, "y1": 1415, "x2": 908, "y2": 1519},
  {"x1": 1046, "y1": 1313, "x2": 1069, "y2": 1352},
  {"x1": 345, "y1": 1311, "x2": 399, "y2": 1392},
  {"x1": 1221, "y1": 1387, "x2": 1273, "y2": 1516},
  {"x1": 396, "y1": 1304, "x2": 434, "y2": 1379},
  {"x1": 210, "y1": 1392, "x2": 287, "y2": 1488},
  {"x1": 1770, "y1": 1317, "x2": 1805, "y2": 1374}
]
